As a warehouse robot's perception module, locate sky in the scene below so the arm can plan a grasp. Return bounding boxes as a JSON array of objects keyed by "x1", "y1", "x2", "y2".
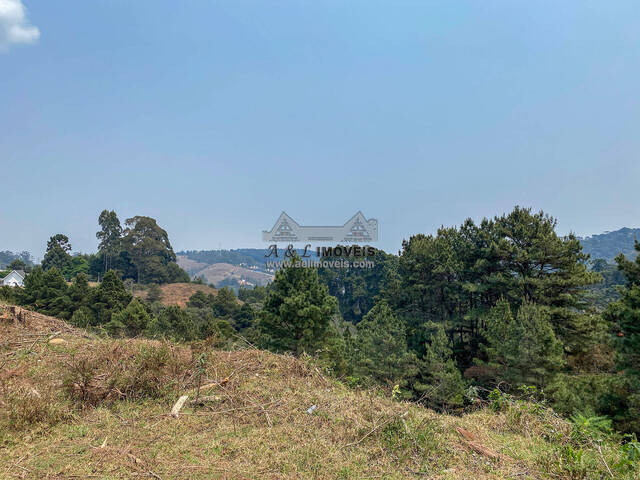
[{"x1": 1, "y1": 0, "x2": 639, "y2": 260}]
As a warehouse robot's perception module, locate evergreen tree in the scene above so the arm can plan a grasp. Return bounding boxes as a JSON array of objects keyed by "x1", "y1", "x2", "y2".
[
  {"x1": 68, "y1": 272, "x2": 91, "y2": 312},
  {"x1": 106, "y1": 298, "x2": 152, "y2": 337},
  {"x1": 19, "y1": 266, "x2": 45, "y2": 306},
  {"x1": 484, "y1": 300, "x2": 564, "y2": 388},
  {"x1": 20, "y1": 267, "x2": 71, "y2": 318},
  {"x1": 90, "y1": 270, "x2": 132, "y2": 324},
  {"x1": 42, "y1": 234, "x2": 72, "y2": 274},
  {"x1": 147, "y1": 305, "x2": 197, "y2": 341},
  {"x1": 351, "y1": 302, "x2": 417, "y2": 387},
  {"x1": 395, "y1": 206, "x2": 599, "y2": 367},
  {"x1": 187, "y1": 290, "x2": 213, "y2": 309},
  {"x1": 70, "y1": 307, "x2": 94, "y2": 328},
  {"x1": 259, "y1": 254, "x2": 338, "y2": 354},
  {"x1": 212, "y1": 287, "x2": 239, "y2": 317},
  {"x1": 416, "y1": 325, "x2": 466, "y2": 409},
  {"x1": 233, "y1": 303, "x2": 255, "y2": 330},
  {"x1": 146, "y1": 283, "x2": 163, "y2": 303},
  {"x1": 603, "y1": 240, "x2": 640, "y2": 432}
]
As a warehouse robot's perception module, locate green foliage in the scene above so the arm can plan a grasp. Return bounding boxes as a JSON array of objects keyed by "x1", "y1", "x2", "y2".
[
  {"x1": 415, "y1": 325, "x2": 466, "y2": 408},
  {"x1": 238, "y1": 285, "x2": 268, "y2": 304},
  {"x1": 233, "y1": 303, "x2": 255, "y2": 330},
  {"x1": 570, "y1": 412, "x2": 613, "y2": 443},
  {"x1": 147, "y1": 305, "x2": 197, "y2": 341},
  {"x1": 317, "y1": 248, "x2": 398, "y2": 324},
  {"x1": 92, "y1": 211, "x2": 189, "y2": 283},
  {"x1": 64, "y1": 254, "x2": 90, "y2": 279},
  {"x1": 547, "y1": 373, "x2": 628, "y2": 423},
  {"x1": 259, "y1": 254, "x2": 338, "y2": 355},
  {"x1": 42, "y1": 234, "x2": 72, "y2": 274},
  {"x1": 0, "y1": 285, "x2": 19, "y2": 303},
  {"x1": 395, "y1": 206, "x2": 598, "y2": 368},
  {"x1": 484, "y1": 301, "x2": 564, "y2": 388},
  {"x1": 90, "y1": 270, "x2": 133, "y2": 324},
  {"x1": 122, "y1": 216, "x2": 181, "y2": 284},
  {"x1": 70, "y1": 307, "x2": 94, "y2": 328},
  {"x1": 96, "y1": 209, "x2": 123, "y2": 272},
  {"x1": 350, "y1": 302, "x2": 417, "y2": 387},
  {"x1": 106, "y1": 298, "x2": 152, "y2": 337},
  {"x1": 146, "y1": 283, "x2": 163, "y2": 303},
  {"x1": 212, "y1": 287, "x2": 240, "y2": 317},
  {"x1": 7, "y1": 258, "x2": 26, "y2": 271},
  {"x1": 19, "y1": 267, "x2": 72, "y2": 318},
  {"x1": 602, "y1": 240, "x2": 640, "y2": 433}
]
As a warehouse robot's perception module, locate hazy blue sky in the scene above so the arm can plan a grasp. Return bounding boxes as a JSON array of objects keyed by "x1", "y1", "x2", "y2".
[{"x1": 2, "y1": 1, "x2": 639, "y2": 259}]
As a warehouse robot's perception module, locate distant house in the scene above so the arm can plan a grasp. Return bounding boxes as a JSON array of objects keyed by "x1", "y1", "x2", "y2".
[{"x1": 1, "y1": 270, "x2": 25, "y2": 287}]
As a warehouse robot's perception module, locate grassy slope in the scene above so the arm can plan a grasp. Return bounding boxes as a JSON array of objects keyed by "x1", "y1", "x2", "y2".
[
  {"x1": 133, "y1": 283, "x2": 220, "y2": 307},
  {"x1": 0, "y1": 305, "x2": 634, "y2": 480}
]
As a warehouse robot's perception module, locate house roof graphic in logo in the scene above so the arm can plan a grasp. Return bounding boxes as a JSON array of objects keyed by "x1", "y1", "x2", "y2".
[
  {"x1": 263, "y1": 211, "x2": 378, "y2": 243},
  {"x1": 344, "y1": 217, "x2": 372, "y2": 242},
  {"x1": 272, "y1": 216, "x2": 298, "y2": 242}
]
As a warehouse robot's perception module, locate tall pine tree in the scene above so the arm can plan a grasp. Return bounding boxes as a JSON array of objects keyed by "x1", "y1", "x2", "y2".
[
  {"x1": 351, "y1": 302, "x2": 417, "y2": 387},
  {"x1": 259, "y1": 254, "x2": 337, "y2": 355}
]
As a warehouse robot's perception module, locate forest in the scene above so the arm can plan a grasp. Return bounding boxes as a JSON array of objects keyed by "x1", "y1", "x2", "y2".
[{"x1": 1, "y1": 206, "x2": 639, "y2": 439}]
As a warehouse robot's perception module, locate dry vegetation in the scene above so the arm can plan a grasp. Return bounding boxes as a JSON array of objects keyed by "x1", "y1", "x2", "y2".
[
  {"x1": 134, "y1": 283, "x2": 220, "y2": 307},
  {"x1": 0, "y1": 304, "x2": 635, "y2": 479}
]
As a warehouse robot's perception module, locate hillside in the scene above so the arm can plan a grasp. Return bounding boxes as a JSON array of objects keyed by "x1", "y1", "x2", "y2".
[
  {"x1": 178, "y1": 249, "x2": 269, "y2": 269},
  {"x1": 134, "y1": 283, "x2": 219, "y2": 307},
  {"x1": 580, "y1": 227, "x2": 640, "y2": 263},
  {"x1": 191, "y1": 262, "x2": 272, "y2": 288},
  {"x1": 176, "y1": 256, "x2": 273, "y2": 288},
  {"x1": 1, "y1": 304, "x2": 636, "y2": 479}
]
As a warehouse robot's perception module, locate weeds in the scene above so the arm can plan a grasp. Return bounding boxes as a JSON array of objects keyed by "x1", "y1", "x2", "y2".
[
  {"x1": 63, "y1": 340, "x2": 194, "y2": 406},
  {"x1": 0, "y1": 385, "x2": 72, "y2": 431}
]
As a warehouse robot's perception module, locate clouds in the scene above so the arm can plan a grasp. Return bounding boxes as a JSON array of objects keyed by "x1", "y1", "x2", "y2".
[{"x1": 0, "y1": 0, "x2": 39, "y2": 52}]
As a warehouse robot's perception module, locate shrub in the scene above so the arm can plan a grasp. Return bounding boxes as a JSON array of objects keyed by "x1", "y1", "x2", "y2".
[
  {"x1": 63, "y1": 340, "x2": 194, "y2": 407},
  {"x1": 0, "y1": 386, "x2": 72, "y2": 431}
]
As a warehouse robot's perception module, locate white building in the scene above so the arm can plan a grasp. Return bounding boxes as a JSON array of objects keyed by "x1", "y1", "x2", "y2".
[{"x1": 1, "y1": 270, "x2": 25, "y2": 287}]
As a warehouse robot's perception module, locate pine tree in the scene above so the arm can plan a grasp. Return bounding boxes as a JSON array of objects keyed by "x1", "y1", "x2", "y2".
[
  {"x1": 396, "y1": 206, "x2": 599, "y2": 367},
  {"x1": 42, "y1": 234, "x2": 72, "y2": 274},
  {"x1": 603, "y1": 241, "x2": 640, "y2": 432},
  {"x1": 90, "y1": 270, "x2": 132, "y2": 324},
  {"x1": 68, "y1": 273, "x2": 91, "y2": 310},
  {"x1": 485, "y1": 300, "x2": 564, "y2": 388},
  {"x1": 416, "y1": 325, "x2": 466, "y2": 409},
  {"x1": 106, "y1": 298, "x2": 152, "y2": 337},
  {"x1": 147, "y1": 305, "x2": 197, "y2": 341},
  {"x1": 351, "y1": 302, "x2": 417, "y2": 387},
  {"x1": 146, "y1": 283, "x2": 163, "y2": 303},
  {"x1": 259, "y1": 254, "x2": 337, "y2": 355},
  {"x1": 20, "y1": 267, "x2": 71, "y2": 318}
]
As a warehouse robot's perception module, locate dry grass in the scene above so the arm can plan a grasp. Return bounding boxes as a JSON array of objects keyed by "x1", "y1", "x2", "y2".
[
  {"x1": 134, "y1": 283, "x2": 220, "y2": 307},
  {"x1": 0, "y1": 304, "x2": 635, "y2": 479}
]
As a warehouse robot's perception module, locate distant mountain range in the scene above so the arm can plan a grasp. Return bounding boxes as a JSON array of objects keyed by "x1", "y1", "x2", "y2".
[
  {"x1": 178, "y1": 227, "x2": 640, "y2": 286},
  {"x1": 579, "y1": 227, "x2": 640, "y2": 263}
]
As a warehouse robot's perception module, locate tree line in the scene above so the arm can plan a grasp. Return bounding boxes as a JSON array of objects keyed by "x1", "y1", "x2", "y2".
[
  {"x1": 1, "y1": 205, "x2": 639, "y2": 435},
  {"x1": 34, "y1": 210, "x2": 189, "y2": 283},
  {"x1": 252, "y1": 206, "x2": 640, "y2": 434}
]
